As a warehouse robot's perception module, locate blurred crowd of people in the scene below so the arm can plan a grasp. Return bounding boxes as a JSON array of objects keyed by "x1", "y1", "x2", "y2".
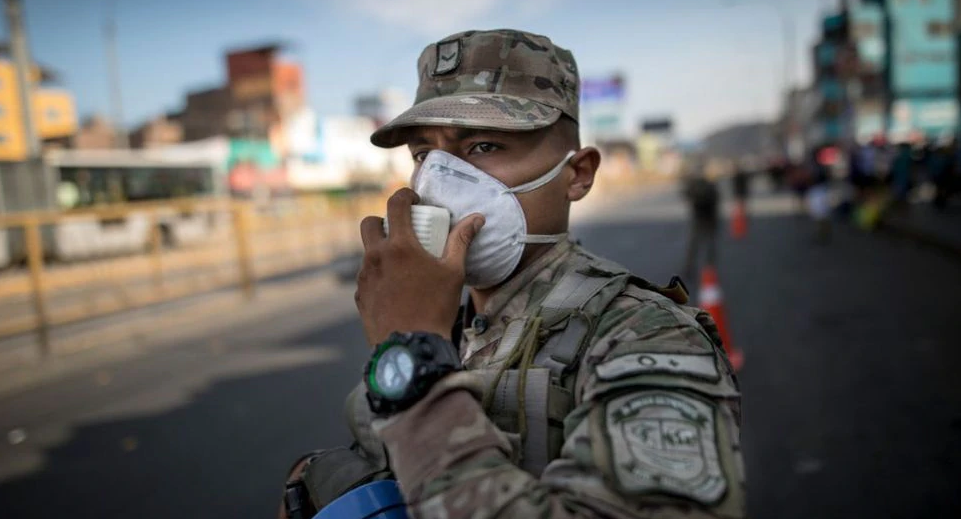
[
  {"x1": 680, "y1": 135, "x2": 961, "y2": 275},
  {"x1": 771, "y1": 135, "x2": 961, "y2": 227}
]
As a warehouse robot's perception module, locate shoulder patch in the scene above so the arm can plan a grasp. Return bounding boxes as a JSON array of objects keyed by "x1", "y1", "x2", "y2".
[
  {"x1": 605, "y1": 391, "x2": 726, "y2": 503},
  {"x1": 595, "y1": 353, "x2": 720, "y2": 382},
  {"x1": 433, "y1": 40, "x2": 461, "y2": 76}
]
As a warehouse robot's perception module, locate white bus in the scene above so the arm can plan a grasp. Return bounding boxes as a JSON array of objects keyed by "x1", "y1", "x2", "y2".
[{"x1": 43, "y1": 148, "x2": 227, "y2": 261}]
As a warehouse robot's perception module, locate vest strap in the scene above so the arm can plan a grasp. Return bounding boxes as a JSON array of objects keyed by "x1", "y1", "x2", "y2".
[{"x1": 538, "y1": 270, "x2": 615, "y2": 326}]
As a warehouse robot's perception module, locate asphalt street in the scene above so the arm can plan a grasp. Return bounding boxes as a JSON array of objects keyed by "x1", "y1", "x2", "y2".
[{"x1": 0, "y1": 181, "x2": 959, "y2": 518}]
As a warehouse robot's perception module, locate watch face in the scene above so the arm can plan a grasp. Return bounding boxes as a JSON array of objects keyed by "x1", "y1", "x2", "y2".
[{"x1": 374, "y1": 346, "x2": 415, "y2": 399}]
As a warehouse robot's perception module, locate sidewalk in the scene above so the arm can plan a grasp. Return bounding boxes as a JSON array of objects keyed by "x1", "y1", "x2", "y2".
[
  {"x1": 878, "y1": 200, "x2": 961, "y2": 259},
  {"x1": 0, "y1": 255, "x2": 360, "y2": 396}
]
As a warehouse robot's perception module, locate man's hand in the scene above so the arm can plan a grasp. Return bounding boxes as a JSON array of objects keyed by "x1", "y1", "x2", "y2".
[{"x1": 355, "y1": 188, "x2": 484, "y2": 346}]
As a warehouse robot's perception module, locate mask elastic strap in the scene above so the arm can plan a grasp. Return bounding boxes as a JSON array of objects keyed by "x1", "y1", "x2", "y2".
[
  {"x1": 520, "y1": 232, "x2": 568, "y2": 244},
  {"x1": 506, "y1": 150, "x2": 577, "y2": 194}
]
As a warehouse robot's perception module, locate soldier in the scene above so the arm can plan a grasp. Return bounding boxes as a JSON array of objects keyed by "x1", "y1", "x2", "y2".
[{"x1": 281, "y1": 29, "x2": 745, "y2": 519}]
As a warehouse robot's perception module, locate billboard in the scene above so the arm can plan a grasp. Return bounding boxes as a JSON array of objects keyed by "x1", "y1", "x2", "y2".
[
  {"x1": 887, "y1": 0, "x2": 957, "y2": 96},
  {"x1": 581, "y1": 75, "x2": 625, "y2": 102},
  {"x1": 226, "y1": 139, "x2": 286, "y2": 196},
  {"x1": 889, "y1": 98, "x2": 958, "y2": 139},
  {"x1": 581, "y1": 74, "x2": 627, "y2": 142}
]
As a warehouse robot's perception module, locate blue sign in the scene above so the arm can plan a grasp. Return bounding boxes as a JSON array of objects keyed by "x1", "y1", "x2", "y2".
[
  {"x1": 887, "y1": 0, "x2": 957, "y2": 96},
  {"x1": 581, "y1": 76, "x2": 625, "y2": 102}
]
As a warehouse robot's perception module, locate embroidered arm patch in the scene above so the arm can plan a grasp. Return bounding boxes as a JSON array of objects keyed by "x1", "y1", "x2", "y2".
[{"x1": 603, "y1": 390, "x2": 727, "y2": 504}]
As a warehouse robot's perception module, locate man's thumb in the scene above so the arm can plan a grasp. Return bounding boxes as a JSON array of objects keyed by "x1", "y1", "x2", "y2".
[{"x1": 444, "y1": 214, "x2": 485, "y2": 264}]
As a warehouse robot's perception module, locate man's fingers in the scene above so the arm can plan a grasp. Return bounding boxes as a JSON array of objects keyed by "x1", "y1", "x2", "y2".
[
  {"x1": 443, "y1": 213, "x2": 484, "y2": 266},
  {"x1": 360, "y1": 216, "x2": 386, "y2": 250},
  {"x1": 385, "y1": 188, "x2": 420, "y2": 242}
]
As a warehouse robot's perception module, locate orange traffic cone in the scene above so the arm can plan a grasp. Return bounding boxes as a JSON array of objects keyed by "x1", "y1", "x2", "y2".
[
  {"x1": 731, "y1": 201, "x2": 748, "y2": 239},
  {"x1": 698, "y1": 266, "x2": 744, "y2": 371}
]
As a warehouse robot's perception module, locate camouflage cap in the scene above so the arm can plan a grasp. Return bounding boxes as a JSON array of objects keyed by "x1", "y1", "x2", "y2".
[{"x1": 370, "y1": 29, "x2": 579, "y2": 148}]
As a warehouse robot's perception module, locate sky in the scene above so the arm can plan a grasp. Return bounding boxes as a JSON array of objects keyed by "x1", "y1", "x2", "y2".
[{"x1": 14, "y1": 0, "x2": 835, "y2": 140}]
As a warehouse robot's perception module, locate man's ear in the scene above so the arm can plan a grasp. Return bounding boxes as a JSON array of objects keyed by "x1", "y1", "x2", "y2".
[{"x1": 566, "y1": 147, "x2": 601, "y2": 202}]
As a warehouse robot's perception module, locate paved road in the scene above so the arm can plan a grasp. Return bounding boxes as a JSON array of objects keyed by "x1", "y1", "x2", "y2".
[{"x1": 1, "y1": 181, "x2": 959, "y2": 518}]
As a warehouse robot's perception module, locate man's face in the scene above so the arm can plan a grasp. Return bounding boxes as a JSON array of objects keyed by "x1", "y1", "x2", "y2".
[{"x1": 405, "y1": 125, "x2": 574, "y2": 236}]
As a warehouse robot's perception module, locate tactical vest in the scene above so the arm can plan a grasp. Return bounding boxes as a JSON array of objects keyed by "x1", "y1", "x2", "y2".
[
  {"x1": 466, "y1": 254, "x2": 692, "y2": 475},
  {"x1": 299, "y1": 255, "x2": 700, "y2": 509}
]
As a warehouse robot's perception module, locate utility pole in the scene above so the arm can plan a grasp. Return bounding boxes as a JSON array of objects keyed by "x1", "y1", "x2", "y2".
[
  {"x1": 782, "y1": 13, "x2": 796, "y2": 98},
  {"x1": 4, "y1": 0, "x2": 40, "y2": 159},
  {"x1": 104, "y1": 0, "x2": 128, "y2": 148}
]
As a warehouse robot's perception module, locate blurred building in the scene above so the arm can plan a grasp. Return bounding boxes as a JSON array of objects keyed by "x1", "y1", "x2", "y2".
[
  {"x1": 702, "y1": 121, "x2": 777, "y2": 161},
  {"x1": 172, "y1": 43, "x2": 306, "y2": 147},
  {"x1": 223, "y1": 43, "x2": 305, "y2": 145},
  {"x1": 803, "y1": 0, "x2": 957, "y2": 148},
  {"x1": 128, "y1": 115, "x2": 183, "y2": 149},
  {"x1": 812, "y1": 7, "x2": 857, "y2": 147},
  {"x1": 354, "y1": 89, "x2": 410, "y2": 127},
  {"x1": 778, "y1": 87, "x2": 822, "y2": 163},
  {"x1": 0, "y1": 55, "x2": 77, "y2": 161},
  {"x1": 636, "y1": 118, "x2": 678, "y2": 176},
  {"x1": 71, "y1": 115, "x2": 116, "y2": 150},
  {"x1": 157, "y1": 43, "x2": 311, "y2": 197},
  {"x1": 850, "y1": 1, "x2": 888, "y2": 142},
  {"x1": 178, "y1": 87, "x2": 231, "y2": 142}
]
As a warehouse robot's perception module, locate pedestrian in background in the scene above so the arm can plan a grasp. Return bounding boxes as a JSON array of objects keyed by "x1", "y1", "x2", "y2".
[
  {"x1": 732, "y1": 156, "x2": 752, "y2": 204},
  {"x1": 731, "y1": 156, "x2": 752, "y2": 239},
  {"x1": 767, "y1": 155, "x2": 787, "y2": 191},
  {"x1": 788, "y1": 158, "x2": 812, "y2": 214},
  {"x1": 890, "y1": 142, "x2": 914, "y2": 209},
  {"x1": 931, "y1": 137, "x2": 958, "y2": 211},
  {"x1": 682, "y1": 156, "x2": 720, "y2": 279},
  {"x1": 807, "y1": 146, "x2": 833, "y2": 244}
]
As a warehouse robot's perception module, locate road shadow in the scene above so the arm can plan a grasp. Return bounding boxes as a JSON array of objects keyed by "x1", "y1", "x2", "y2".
[{"x1": 0, "y1": 316, "x2": 370, "y2": 519}]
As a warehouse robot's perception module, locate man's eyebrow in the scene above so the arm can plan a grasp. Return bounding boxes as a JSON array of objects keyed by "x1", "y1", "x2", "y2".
[
  {"x1": 407, "y1": 128, "x2": 503, "y2": 147},
  {"x1": 454, "y1": 128, "x2": 483, "y2": 141},
  {"x1": 455, "y1": 128, "x2": 509, "y2": 141},
  {"x1": 407, "y1": 134, "x2": 431, "y2": 146}
]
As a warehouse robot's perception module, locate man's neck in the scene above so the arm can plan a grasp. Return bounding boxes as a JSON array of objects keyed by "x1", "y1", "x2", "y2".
[{"x1": 468, "y1": 242, "x2": 556, "y2": 312}]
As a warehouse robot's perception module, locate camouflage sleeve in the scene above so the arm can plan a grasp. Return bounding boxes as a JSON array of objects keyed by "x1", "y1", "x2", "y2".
[{"x1": 371, "y1": 286, "x2": 745, "y2": 518}]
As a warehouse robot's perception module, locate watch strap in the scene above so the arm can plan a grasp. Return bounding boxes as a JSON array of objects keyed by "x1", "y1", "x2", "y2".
[{"x1": 365, "y1": 331, "x2": 461, "y2": 415}]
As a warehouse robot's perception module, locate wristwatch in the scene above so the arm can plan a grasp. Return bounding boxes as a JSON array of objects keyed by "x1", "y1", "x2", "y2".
[{"x1": 364, "y1": 331, "x2": 462, "y2": 416}]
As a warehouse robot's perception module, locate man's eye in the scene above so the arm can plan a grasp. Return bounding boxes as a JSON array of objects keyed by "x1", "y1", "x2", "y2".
[
  {"x1": 469, "y1": 142, "x2": 500, "y2": 155},
  {"x1": 412, "y1": 151, "x2": 429, "y2": 163}
]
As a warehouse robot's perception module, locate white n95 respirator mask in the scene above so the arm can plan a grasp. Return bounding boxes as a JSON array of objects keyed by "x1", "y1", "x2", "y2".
[{"x1": 411, "y1": 149, "x2": 575, "y2": 289}]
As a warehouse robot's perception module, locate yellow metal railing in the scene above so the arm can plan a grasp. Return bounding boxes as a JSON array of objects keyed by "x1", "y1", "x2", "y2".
[{"x1": 0, "y1": 191, "x2": 390, "y2": 356}]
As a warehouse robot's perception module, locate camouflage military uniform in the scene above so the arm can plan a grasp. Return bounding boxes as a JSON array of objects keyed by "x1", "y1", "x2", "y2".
[
  {"x1": 361, "y1": 239, "x2": 745, "y2": 518},
  {"x1": 290, "y1": 29, "x2": 746, "y2": 519}
]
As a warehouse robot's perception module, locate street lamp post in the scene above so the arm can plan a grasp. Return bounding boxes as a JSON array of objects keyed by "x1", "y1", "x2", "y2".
[
  {"x1": 4, "y1": 0, "x2": 40, "y2": 159},
  {"x1": 104, "y1": 0, "x2": 128, "y2": 149},
  {"x1": 724, "y1": 0, "x2": 796, "y2": 103},
  {"x1": 723, "y1": 0, "x2": 797, "y2": 159}
]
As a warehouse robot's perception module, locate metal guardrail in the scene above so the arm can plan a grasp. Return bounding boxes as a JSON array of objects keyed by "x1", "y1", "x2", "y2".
[{"x1": 0, "y1": 191, "x2": 389, "y2": 357}]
